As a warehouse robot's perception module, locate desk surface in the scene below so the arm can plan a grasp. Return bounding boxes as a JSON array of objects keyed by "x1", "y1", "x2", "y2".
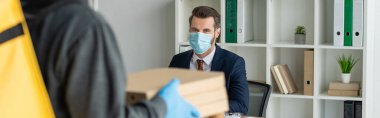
[
  {"x1": 223, "y1": 116, "x2": 262, "y2": 118},
  {"x1": 217, "y1": 113, "x2": 262, "y2": 118}
]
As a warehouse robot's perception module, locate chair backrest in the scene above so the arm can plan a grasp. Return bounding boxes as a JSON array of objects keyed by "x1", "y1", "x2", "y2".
[{"x1": 246, "y1": 81, "x2": 272, "y2": 117}]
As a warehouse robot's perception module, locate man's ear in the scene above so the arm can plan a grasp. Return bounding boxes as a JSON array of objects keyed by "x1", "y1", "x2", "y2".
[
  {"x1": 212, "y1": 28, "x2": 221, "y2": 44},
  {"x1": 214, "y1": 27, "x2": 221, "y2": 38}
]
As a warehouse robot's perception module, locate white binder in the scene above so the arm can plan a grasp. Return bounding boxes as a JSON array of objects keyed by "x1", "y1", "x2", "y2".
[
  {"x1": 352, "y1": 0, "x2": 364, "y2": 47},
  {"x1": 237, "y1": 0, "x2": 253, "y2": 43},
  {"x1": 334, "y1": 0, "x2": 344, "y2": 46}
]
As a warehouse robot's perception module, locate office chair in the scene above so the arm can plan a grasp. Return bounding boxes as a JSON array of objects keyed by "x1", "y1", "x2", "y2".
[{"x1": 246, "y1": 80, "x2": 272, "y2": 117}]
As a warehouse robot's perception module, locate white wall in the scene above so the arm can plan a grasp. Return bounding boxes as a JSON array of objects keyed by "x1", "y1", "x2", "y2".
[
  {"x1": 98, "y1": 0, "x2": 175, "y2": 73},
  {"x1": 373, "y1": 0, "x2": 380, "y2": 115}
]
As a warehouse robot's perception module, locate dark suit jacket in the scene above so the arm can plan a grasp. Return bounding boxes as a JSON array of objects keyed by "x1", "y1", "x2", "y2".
[{"x1": 169, "y1": 45, "x2": 249, "y2": 114}]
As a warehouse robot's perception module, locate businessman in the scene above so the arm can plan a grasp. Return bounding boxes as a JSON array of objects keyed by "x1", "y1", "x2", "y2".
[{"x1": 169, "y1": 6, "x2": 249, "y2": 114}]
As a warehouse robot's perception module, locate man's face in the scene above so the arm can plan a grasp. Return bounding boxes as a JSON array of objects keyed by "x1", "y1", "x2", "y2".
[{"x1": 189, "y1": 16, "x2": 220, "y2": 44}]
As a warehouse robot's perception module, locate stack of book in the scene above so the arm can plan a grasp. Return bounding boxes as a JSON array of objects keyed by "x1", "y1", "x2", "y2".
[
  {"x1": 270, "y1": 64, "x2": 298, "y2": 94},
  {"x1": 126, "y1": 68, "x2": 228, "y2": 117},
  {"x1": 328, "y1": 81, "x2": 360, "y2": 97}
]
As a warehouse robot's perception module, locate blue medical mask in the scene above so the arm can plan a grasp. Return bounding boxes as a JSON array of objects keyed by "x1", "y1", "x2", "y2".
[{"x1": 189, "y1": 32, "x2": 213, "y2": 54}]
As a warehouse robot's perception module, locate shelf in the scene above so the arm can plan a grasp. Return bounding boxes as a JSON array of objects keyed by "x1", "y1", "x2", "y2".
[
  {"x1": 178, "y1": 42, "x2": 190, "y2": 46},
  {"x1": 315, "y1": 49, "x2": 363, "y2": 100},
  {"x1": 268, "y1": 48, "x2": 311, "y2": 93},
  {"x1": 176, "y1": 0, "x2": 221, "y2": 43},
  {"x1": 314, "y1": 100, "x2": 344, "y2": 118},
  {"x1": 176, "y1": 0, "x2": 369, "y2": 118},
  {"x1": 224, "y1": 47, "x2": 266, "y2": 82},
  {"x1": 268, "y1": 98, "x2": 313, "y2": 118},
  {"x1": 271, "y1": 92, "x2": 314, "y2": 99},
  {"x1": 179, "y1": 41, "x2": 364, "y2": 50},
  {"x1": 270, "y1": 40, "x2": 315, "y2": 49},
  {"x1": 316, "y1": 0, "x2": 334, "y2": 45},
  {"x1": 317, "y1": 92, "x2": 362, "y2": 101},
  {"x1": 178, "y1": 42, "x2": 190, "y2": 45},
  {"x1": 317, "y1": 43, "x2": 364, "y2": 50},
  {"x1": 219, "y1": 40, "x2": 267, "y2": 47},
  {"x1": 179, "y1": 40, "x2": 267, "y2": 47},
  {"x1": 221, "y1": 0, "x2": 267, "y2": 45},
  {"x1": 269, "y1": 0, "x2": 314, "y2": 45}
]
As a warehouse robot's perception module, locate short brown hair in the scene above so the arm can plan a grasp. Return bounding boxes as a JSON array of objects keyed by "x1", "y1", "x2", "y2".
[{"x1": 189, "y1": 6, "x2": 221, "y2": 29}]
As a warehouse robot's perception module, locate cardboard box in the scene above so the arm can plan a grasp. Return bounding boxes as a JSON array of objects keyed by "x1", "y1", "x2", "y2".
[
  {"x1": 126, "y1": 68, "x2": 228, "y2": 117},
  {"x1": 328, "y1": 89, "x2": 359, "y2": 97},
  {"x1": 329, "y1": 81, "x2": 360, "y2": 90}
]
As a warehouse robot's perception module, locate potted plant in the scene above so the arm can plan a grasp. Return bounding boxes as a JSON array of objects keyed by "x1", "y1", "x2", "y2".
[
  {"x1": 337, "y1": 55, "x2": 359, "y2": 83},
  {"x1": 295, "y1": 26, "x2": 306, "y2": 44}
]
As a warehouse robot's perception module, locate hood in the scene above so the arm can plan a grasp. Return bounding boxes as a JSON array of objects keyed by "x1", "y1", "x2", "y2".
[{"x1": 22, "y1": 0, "x2": 88, "y2": 15}]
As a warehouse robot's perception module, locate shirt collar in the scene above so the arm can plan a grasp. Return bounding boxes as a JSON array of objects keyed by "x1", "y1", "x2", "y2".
[{"x1": 191, "y1": 46, "x2": 216, "y2": 65}]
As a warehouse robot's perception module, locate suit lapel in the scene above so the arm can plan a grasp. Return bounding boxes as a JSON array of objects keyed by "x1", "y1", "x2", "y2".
[
  {"x1": 211, "y1": 45, "x2": 224, "y2": 71},
  {"x1": 183, "y1": 50, "x2": 193, "y2": 68}
]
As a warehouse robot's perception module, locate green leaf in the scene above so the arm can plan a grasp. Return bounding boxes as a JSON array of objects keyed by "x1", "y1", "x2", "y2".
[
  {"x1": 337, "y1": 54, "x2": 359, "y2": 73},
  {"x1": 295, "y1": 26, "x2": 306, "y2": 34}
]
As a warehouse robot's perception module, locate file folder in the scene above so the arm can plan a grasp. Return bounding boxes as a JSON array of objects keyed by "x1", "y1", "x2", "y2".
[
  {"x1": 344, "y1": 0, "x2": 353, "y2": 46},
  {"x1": 355, "y1": 101, "x2": 362, "y2": 118},
  {"x1": 334, "y1": 0, "x2": 344, "y2": 46},
  {"x1": 304, "y1": 50, "x2": 314, "y2": 96},
  {"x1": 344, "y1": 101, "x2": 355, "y2": 118},
  {"x1": 352, "y1": 0, "x2": 363, "y2": 47},
  {"x1": 226, "y1": 0, "x2": 237, "y2": 43},
  {"x1": 237, "y1": 0, "x2": 253, "y2": 43}
]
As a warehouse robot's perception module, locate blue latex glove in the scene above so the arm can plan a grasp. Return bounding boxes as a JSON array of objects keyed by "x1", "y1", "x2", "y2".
[{"x1": 158, "y1": 79, "x2": 200, "y2": 118}]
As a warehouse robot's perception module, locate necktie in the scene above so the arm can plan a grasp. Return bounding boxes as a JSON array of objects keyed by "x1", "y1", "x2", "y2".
[{"x1": 196, "y1": 59, "x2": 204, "y2": 71}]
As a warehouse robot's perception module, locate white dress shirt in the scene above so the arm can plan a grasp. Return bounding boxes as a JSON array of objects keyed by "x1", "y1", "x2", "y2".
[{"x1": 189, "y1": 47, "x2": 216, "y2": 72}]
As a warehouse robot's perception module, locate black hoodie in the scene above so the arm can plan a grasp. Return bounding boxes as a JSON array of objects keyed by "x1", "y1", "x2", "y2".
[{"x1": 23, "y1": 1, "x2": 166, "y2": 118}]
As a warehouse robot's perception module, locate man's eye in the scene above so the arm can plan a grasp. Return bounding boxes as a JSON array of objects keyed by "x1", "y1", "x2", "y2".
[{"x1": 191, "y1": 29, "x2": 198, "y2": 32}]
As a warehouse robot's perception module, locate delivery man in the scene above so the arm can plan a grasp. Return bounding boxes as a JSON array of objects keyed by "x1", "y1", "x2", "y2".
[{"x1": 20, "y1": 0, "x2": 199, "y2": 118}]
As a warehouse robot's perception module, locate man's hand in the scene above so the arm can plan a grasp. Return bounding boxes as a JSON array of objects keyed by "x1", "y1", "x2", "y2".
[{"x1": 158, "y1": 79, "x2": 200, "y2": 118}]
